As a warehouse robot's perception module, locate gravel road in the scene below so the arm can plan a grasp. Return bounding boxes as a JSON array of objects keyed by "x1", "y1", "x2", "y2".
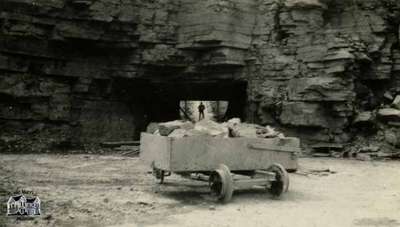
[{"x1": 1, "y1": 155, "x2": 399, "y2": 227}]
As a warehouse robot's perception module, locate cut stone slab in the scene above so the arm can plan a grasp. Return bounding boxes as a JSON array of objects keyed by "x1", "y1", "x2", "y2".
[
  {"x1": 227, "y1": 118, "x2": 283, "y2": 139},
  {"x1": 256, "y1": 126, "x2": 283, "y2": 138},
  {"x1": 158, "y1": 120, "x2": 194, "y2": 136},
  {"x1": 377, "y1": 108, "x2": 400, "y2": 121},
  {"x1": 158, "y1": 125, "x2": 179, "y2": 136},
  {"x1": 228, "y1": 123, "x2": 258, "y2": 138}
]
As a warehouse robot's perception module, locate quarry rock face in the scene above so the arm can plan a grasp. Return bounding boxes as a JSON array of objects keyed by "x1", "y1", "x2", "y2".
[{"x1": 1, "y1": 0, "x2": 400, "y2": 152}]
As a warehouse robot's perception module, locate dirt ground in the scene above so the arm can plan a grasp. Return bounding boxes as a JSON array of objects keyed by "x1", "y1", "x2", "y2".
[{"x1": 0, "y1": 154, "x2": 399, "y2": 227}]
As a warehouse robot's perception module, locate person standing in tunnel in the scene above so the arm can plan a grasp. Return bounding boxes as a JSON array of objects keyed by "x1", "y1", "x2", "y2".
[{"x1": 198, "y1": 102, "x2": 205, "y2": 121}]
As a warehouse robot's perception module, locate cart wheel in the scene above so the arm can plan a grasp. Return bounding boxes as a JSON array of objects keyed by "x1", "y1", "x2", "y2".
[
  {"x1": 151, "y1": 163, "x2": 165, "y2": 184},
  {"x1": 155, "y1": 169, "x2": 165, "y2": 184},
  {"x1": 267, "y1": 163, "x2": 289, "y2": 197},
  {"x1": 209, "y1": 164, "x2": 234, "y2": 203}
]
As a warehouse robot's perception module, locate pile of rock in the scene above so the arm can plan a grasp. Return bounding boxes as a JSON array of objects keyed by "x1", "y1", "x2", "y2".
[
  {"x1": 357, "y1": 146, "x2": 399, "y2": 160},
  {"x1": 147, "y1": 118, "x2": 285, "y2": 139},
  {"x1": 311, "y1": 92, "x2": 400, "y2": 160},
  {"x1": 346, "y1": 145, "x2": 400, "y2": 161},
  {"x1": 376, "y1": 94, "x2": 400, "y2": 148},
  {"x1": 226, "y1": 118, "x2": 285, "y2": 139}
]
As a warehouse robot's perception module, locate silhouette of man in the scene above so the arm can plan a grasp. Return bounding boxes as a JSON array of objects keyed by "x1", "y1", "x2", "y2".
[{"x1": 198, "y1": 102, "x2": 205, "y2": 121}]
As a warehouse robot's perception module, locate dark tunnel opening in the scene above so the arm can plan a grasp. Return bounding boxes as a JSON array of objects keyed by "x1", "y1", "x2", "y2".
[{"x1": 112, "y1": 78, "x2": 248, "y2": 139}]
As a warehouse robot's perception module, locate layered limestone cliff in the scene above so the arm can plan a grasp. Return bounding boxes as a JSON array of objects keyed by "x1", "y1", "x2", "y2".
[{"x1": 1, "y1": 0, "x2": 400, "y2": 153}]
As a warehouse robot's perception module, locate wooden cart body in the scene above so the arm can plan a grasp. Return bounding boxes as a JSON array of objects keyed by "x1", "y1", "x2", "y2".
[{"x1": 140, "y1": 133, "x2": 299, "y2": 172}]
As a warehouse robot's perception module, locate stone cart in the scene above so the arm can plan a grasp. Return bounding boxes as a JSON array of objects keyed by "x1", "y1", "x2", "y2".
[{"x1": 140, "y1": 133, "x2": 299, "y2": 202}]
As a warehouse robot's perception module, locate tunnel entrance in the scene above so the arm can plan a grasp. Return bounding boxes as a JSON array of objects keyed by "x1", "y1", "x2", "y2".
[
  {"x1": 112, "y1": 78, "x2": 248, "y2": 139},
  {"x1": 179, "y1": 100, "x2": 229, "y2": 122}
]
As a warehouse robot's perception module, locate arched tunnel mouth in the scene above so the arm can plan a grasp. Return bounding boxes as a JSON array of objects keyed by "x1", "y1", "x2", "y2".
[{"x1": 112, "y1": 78, "x2": 248, "y2": 139}]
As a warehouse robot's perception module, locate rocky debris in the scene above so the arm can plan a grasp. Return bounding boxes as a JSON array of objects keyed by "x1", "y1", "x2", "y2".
[
  {"x1": 227, "y1": 118, "x2": 284, "y2": 139},
  {"x1": 151, "y1": 118, "x2": 285, "y2": 140},
  {"x1": 351, "y1": 146, "x2": 381, "y2": 161},
  {"x1": 311, "y1": 141, "x2": 400, "y2": 161},
  {"x1": 147, "y1": 119, "x2": 225, "y2": 138},
  {"x1": 311, "y1": 143, "x2": 344, "y2": 158},
  {"x1": 226, "y1": 118, "x2": 258, "y2": 138},
  {"x1": 339, "y1": 139, "x2": 400, "y2": 160},
  {"x1": 354, "y1": 147, "x2": 400, "y2": 161},
  {"x1": 171, "y1": 129, "x2": 211, "y2": 138},
  {"x1": 193, "y1": 120, "x2": 228, "y2": 137},
  {"x1": 158, "y1": 121, "x2": 194, "y2": 136},
  {"x1": 162, "y1": 119, "x2": 229, "y2": 138},
  {"x1": 257, "y1": 126, "x2": 285, "y2": 138}
]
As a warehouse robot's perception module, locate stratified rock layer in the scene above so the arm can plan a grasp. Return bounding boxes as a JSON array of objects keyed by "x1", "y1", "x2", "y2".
[{"x1": 1, "y1": 0, "x2": 400, "y2": 152}]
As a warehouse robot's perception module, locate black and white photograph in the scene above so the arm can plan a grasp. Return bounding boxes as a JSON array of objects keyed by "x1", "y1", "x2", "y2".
[{"x1": 0, "y1": 0, "x2": 399, "y2": 226}]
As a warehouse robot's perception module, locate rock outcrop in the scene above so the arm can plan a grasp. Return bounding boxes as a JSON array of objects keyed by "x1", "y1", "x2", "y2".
[{"x1": 1, "y1": 0, "x2": 400, "y2": 153}]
